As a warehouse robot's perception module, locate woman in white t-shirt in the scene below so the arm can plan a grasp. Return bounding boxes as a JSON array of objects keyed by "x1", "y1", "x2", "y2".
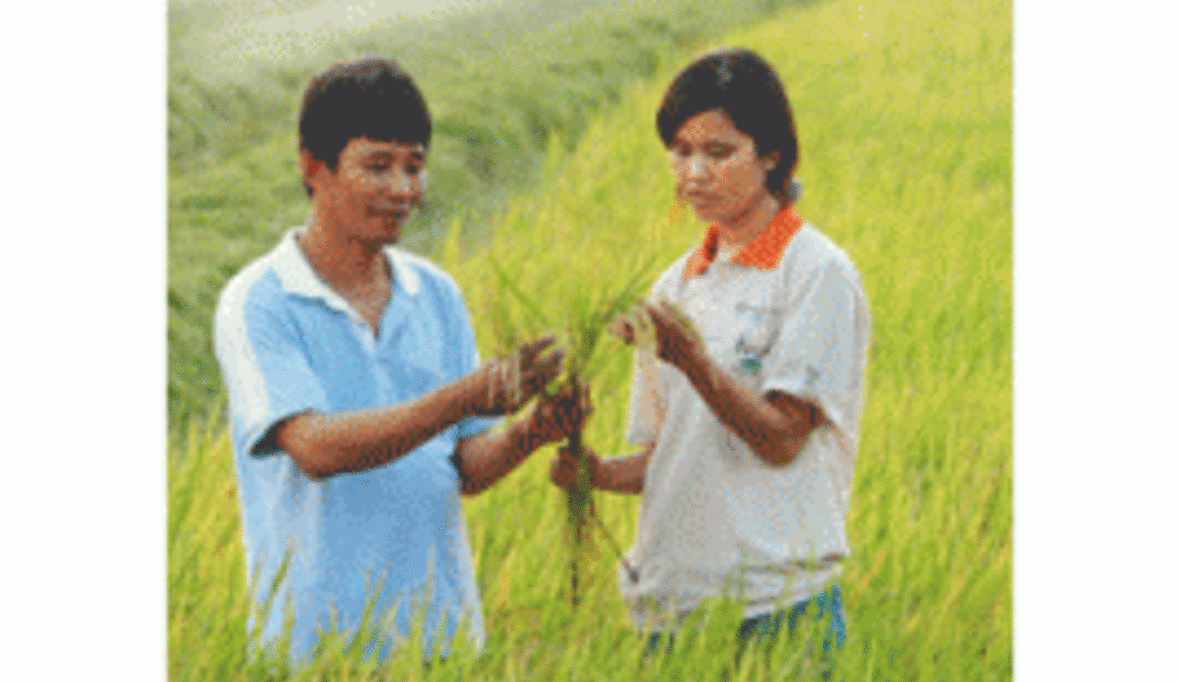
[{"x1": 551, "y1": 48, "x2": 871, "y2": 672}]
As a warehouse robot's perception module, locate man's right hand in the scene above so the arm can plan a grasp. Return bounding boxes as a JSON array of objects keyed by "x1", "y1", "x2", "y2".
[{"x1": 474, "y1": 334, "x2": 565, "y2": 416}]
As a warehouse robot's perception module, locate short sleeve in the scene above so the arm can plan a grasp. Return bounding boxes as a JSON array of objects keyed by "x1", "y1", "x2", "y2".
[
  {"x1": 214, "y1": 291, "x2": 332, "y2": 457},
  {"x1": 625, "y1": 351, "x2": 669, "y2": 446},
  {"x1": 625, "y1": 266, "x2": 682, "y2": 446},
  {"x1": 760, "y1": 262, "x2": 870, "y2": 439},
  {"x1": 444, "y1": 279, "x2": 501, "y2": 441}
]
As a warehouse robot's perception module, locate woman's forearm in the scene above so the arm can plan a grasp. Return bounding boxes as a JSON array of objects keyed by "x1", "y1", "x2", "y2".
[
  {"x1": 678, "y1": 347, "x2": 818, "y2": 466},
  {"x1": 595, "y1": 445, "x2": 654, "y2": 495}
]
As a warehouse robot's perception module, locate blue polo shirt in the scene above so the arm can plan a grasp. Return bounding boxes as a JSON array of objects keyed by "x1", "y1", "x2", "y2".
[{"x1": 213, "y1": 228, "x2": 497, "y2": 664}]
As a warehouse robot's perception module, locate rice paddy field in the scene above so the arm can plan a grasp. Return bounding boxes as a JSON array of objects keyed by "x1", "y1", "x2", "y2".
[{"x1": 167, "y1": 0, "x2": 1013, "y2": 679}]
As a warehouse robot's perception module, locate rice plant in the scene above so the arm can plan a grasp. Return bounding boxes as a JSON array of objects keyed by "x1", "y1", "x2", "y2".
[{"x1": 481, "y1": 231, "x2": 660, "y2": 606}]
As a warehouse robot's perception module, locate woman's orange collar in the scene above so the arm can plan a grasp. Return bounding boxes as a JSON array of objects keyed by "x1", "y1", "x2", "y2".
[{"x1": 683, "y1": 204, "x2": 804, "y2": 280}]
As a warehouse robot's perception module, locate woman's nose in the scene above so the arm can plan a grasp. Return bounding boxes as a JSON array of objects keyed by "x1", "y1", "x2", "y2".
[{"x1": 686, "y1": 153, "x2": 710, "y2": 180}]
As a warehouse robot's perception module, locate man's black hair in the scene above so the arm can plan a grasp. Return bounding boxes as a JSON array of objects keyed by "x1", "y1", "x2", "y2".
[{"x1": 298, "y1": 56, "x2": 431, "y2": 196}]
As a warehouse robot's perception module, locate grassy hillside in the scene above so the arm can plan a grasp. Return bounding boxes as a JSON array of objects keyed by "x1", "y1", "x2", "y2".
[
  {"x1": 168, "y1": 0, "x2": 816, "y2": 435},
  {"x1": 169, "y1": 0, "x2": 1012, "y2": 679}
]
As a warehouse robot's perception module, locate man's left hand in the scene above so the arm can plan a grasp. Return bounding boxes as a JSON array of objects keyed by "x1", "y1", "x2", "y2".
[{"x1": 525, "y1": 380, "x2": 593, "y2": 448}]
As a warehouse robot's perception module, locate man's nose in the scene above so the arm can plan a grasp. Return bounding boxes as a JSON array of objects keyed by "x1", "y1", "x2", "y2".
[{"x1": 386, "y1": 168, "x2": 419, "y2": 197}]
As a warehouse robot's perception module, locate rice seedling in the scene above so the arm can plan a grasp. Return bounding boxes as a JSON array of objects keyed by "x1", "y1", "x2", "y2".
[{"x1": 483, "y1": 239, "x2": 660, "y2": 606}]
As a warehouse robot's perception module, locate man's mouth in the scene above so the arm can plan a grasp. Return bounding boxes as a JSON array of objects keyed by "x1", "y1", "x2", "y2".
[{"x1": 372, "y1": 207, "x2": 411, "y2": 221}]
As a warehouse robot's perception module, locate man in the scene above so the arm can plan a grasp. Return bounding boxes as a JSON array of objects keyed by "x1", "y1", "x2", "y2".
[{"x1": 213, "y1": 55, "x2": 582, "y2": 666}]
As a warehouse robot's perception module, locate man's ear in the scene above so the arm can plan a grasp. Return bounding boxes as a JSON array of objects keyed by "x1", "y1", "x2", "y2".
[{"x1": 299, "y1": 149, "x2": 327, "y2": 191}]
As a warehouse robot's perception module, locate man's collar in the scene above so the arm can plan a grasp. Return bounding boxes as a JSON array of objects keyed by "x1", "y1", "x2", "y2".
[
  {"x1": 384, "y1": 247, "x2": 421, "y2": 298},
  {"x1": 683, "y1": 204, "x2": 805, "y2": 280},
  {"x1": 273, "y1": 228, "x2": 420, "y2": 303}
]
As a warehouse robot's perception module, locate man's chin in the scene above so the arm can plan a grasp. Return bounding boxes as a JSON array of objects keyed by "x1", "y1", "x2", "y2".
[{"x1": 373, "y1": 222, "x2": 403, "y2": 246}]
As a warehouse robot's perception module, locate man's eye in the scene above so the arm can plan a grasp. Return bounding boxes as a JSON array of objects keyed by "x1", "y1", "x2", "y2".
[{"x1": 707, "y1": 146, "x2": 733, "y2": 159}]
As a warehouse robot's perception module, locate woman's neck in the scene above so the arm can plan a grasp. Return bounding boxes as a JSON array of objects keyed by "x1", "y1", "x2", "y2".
[{"x1": 716, "y1": 192, "x2": 783, "y2": 254}]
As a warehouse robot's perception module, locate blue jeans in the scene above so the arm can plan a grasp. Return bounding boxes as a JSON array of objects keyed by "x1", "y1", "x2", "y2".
[{"x1": 645, "y1": 584, "x2": 846, "y2": 677}]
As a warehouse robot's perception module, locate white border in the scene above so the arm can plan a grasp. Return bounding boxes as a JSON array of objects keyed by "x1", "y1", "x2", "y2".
[
  {"x1": 1014, "y1": 0, "x2": 1180, "y2": 678},
  {"x1": 6, "y1": 0, "x2": 167, "y2": 678}
]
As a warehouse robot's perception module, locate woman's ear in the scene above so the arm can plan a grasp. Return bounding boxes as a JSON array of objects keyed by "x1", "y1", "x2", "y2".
[{"x1": 760, "y1": 150, "x2": 780, "y2": 173}]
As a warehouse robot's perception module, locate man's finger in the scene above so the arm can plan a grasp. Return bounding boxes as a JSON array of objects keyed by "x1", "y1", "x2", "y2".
[
  {"x1": 580, "y1": 385, "x2": 593, "y2": 420},
  {"x1": 522, "y1": 346, "x2": 562, "y2": 376},
  {"x1": 519, "y1": 334, "x2": 557, "y2": 363},
  {"x1": 522, "y1": 351, "x2": 565, "y2": 396}
]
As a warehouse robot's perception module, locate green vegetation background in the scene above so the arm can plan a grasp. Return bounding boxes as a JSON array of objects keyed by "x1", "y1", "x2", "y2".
[{"x1": 168, "y1": 0, "x2": 1012, "y2": 679}]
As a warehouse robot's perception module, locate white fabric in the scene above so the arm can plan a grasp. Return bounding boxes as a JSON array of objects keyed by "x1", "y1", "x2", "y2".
[{"x1": 620, "y1": 224, "x2": 871, "y2": 632}]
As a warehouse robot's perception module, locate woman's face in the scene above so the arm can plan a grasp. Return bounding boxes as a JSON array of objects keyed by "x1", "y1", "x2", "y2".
[{"x1": 667, "y1": 108, "x2": 777, "y2": 225}]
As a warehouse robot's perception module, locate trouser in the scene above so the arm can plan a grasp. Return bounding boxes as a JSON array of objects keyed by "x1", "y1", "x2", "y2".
[{"x1": 644, "y1": 584, "x2": 847, "y2": 678}]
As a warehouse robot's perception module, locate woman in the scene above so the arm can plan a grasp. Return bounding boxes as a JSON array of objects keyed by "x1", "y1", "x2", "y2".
[{"x1": 551, "y1": 48, "x2": 871, "y2": 667}]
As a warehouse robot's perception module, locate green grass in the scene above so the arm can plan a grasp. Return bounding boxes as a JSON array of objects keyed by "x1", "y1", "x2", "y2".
[
  {"x1": 168, "y1": 0, "x2": 814, "y2": 434},
  {"x1": 168, "y1": 0, "x2": 1012, "y2": 679}
]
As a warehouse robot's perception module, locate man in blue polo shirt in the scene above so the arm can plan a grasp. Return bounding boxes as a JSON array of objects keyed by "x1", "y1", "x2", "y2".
[{"x1": 213, "y1": 56, "x2": 583, "y2": 666}]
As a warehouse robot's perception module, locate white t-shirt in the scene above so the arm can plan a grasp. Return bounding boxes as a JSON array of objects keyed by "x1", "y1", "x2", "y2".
[{"x1": 620, "y1": 223, "x2": 871, "y2": 632}]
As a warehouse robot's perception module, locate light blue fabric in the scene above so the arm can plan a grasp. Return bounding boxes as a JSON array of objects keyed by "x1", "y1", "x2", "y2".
[{"x1": 214, "y1": 229, "x2": 498, "y2": 665}]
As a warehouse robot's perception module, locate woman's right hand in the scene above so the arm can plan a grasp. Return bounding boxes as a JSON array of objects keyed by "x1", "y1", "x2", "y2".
[{"x1": 549, "y1": 444, "x2": 602, "y2": 491}]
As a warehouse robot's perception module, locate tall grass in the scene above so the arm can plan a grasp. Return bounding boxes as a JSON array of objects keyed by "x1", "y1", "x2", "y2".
[{"x1": 169, "y1": 0, "x2": 1011, "y2": 678}]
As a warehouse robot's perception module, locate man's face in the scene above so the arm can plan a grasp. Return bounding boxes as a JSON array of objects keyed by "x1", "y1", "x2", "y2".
[{"x1": 305, "y1": 136, "x2": 427, "y2": 245}]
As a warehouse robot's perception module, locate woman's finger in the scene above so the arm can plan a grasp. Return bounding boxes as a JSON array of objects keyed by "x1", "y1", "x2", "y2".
[
  {"x1": 607, "y1": 316, "x2": 636, "y2": 344},
  {"x1": 643, "y1": 300, "x2": 673, "y2": 334},
  {"x1": 653, "y1": 299, "x2": 687, "y2": 330}
]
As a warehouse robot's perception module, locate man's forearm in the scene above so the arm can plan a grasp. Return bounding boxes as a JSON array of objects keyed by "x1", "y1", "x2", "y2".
[
  {"x1": 452, "y1": 415, "x2": 543, "y2": 496},
  {"x1": 275, "y1": 371, "x2": 484, "y2": 479}
]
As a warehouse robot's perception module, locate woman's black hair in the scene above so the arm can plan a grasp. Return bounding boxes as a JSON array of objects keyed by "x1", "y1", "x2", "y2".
[
  {"x1": 298, "y1": 55, "x2": 431, "y2": 195},
  {"x1": 656, "y1": 48, "x2": 799, "y2": 200}
]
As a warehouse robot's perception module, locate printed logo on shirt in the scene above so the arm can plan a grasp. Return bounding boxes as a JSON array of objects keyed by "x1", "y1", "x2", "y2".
[
  {"x1": 733, "y1": 301, "x2": 781, "y2": 361},
  {"x1": 739, "y1": 356, "x2": 763, "y2": 374}
]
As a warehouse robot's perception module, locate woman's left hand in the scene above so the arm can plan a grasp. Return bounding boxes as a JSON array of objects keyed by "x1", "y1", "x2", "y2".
[{"x1": 611, "y1": 298, "x2": 706, "y2": 372}]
